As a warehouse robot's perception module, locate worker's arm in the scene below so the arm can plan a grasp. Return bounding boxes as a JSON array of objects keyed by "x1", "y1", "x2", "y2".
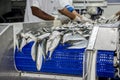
[
  {"x1": 115, "y1": 11, "x2": 120, "y2": 21},
  {"x1": 58, "y1": 8, "x2": 76, "y2": 20},
  {"x1": 72, "y1": 10, "x2": 82, "y2": 19},
  {"x1": 116, "y1": 11, "x2": 120, "y2": 16},
  {"x1": 31, "y1": 6, "x2": 54, "y2": 20},
  {"x1": 59, "y1": 7, "x2": 91, "y2": 23}
]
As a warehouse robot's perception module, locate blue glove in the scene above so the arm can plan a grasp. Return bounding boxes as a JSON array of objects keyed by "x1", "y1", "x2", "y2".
[{"x1": 65, "y1": 5, "x2": 74, "y2": 12}]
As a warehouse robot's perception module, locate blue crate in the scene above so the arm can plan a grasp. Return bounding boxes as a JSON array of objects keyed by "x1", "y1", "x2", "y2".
[{"x1": 14, "y1": 41, "x2": 116, "y2": 78}]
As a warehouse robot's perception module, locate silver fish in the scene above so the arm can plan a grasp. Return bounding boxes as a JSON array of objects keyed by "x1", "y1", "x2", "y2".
[
  {"x1": 15, "y1": 33, "x2": 25, "y2": 51},
  {"x1": 40, "y1": 39, "x2": 47, "y2": 59},
  {"x1": 48, "y1": 35, "x2": 61, "y2": 59},
  {"x1": 15, "y1": 35, "x2": 20, "y2": 50},
  {"x1": 26, "y1": 37, "x2": 34, "y2": 43},
  {"x1": 46, "y1": 39, "x2": 52, "y2": 55},
  {"x1": 63, "y1": 33, "x2": 86, "y2": 44},
  {"x1": 19, "y1": 37, "x2": 27, "y2": 52},
  {"x1": 31, "y1": 40, "x2": 37, "y2": 61},
  {"x1": 37, "y1": 33, "x2": 50, "y2": 40},
  {"x1": 68, "y1": 40, "x2": 88, "y2": 49},
  {"x1": 49, "y1": 31, "x2": 61, "y2": 39},
  {"x1": 62, "y1": 32, "x2": 72, "y2": 44},
  {"x1": 46, "y1": 31, "x2": 61, "y2": 55},
  {"x1": 18, "y1": 32, "x2": 29, "y2": 52},
  {"x1": 36, "y1": 42, "x2": 44, "y2": 71}
]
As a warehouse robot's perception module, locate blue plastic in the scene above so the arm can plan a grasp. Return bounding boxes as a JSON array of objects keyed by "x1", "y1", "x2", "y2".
[
  {"x1": 15, "y1": 41, "x2": 84, "y2": 76},
  {"x1": 97, "y1": 50, "x2": 115, "y2": 78},
  {"x1": 15, "y1": 41, "x2": 115, "y2": 78}
]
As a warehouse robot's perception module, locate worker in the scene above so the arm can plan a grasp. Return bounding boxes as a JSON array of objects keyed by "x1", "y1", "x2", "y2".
[
  {"x1": 108, "y1": 10, "x2": 120, "y2": 22},
  {"x1": 62, "y1": 0, "x2": 93, "y2": 23},
  {"x1": 115, "y1": 11, "x2": 120, "y2": 21},
  {"x1": 24, "y1": 0, "x2": 91, "y2": 23}
]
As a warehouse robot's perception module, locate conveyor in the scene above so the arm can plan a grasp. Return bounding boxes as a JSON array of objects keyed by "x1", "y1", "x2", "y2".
[{"x1": 0, "y1": 21, "x2": 120, "y2": 80}]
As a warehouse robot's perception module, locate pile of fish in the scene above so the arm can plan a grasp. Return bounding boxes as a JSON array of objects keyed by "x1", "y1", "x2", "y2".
[
  {"x1": 15, "y1": 22, "x2": 92, "y2": 71},
  {"x1": 15, "y1": 14, "x2": 120, "y2": 71},
  {"x1": 93, "y1": 15, "x2": 120, "y2": 24}
]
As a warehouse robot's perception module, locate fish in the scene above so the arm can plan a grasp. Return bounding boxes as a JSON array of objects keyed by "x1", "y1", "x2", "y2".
[
  {"x1": 18, "y1": 33, "x2": 28, "y2": 52},
  {"x1": 36, "y1": 42, "x2": 44, "y2": 71},
  {"x1": 42, "y1": 27, "x2": 49, "y2": 33},
  {"x1": 48, "y1": 35, "x2": 61, "y2": 59},
  {"x1": 19, "y1": 37, "x2": 27, "y2": 52},
  {"x1": 31, "y1": 40, "x2": 37, "y2": 61},
  {"x1": 37, "y1": 33, "x2": 50, "y2": 40},
  {"x1": 37, "y1": 33, "x2": 51, "y2": 57},
  {"x1": 40, "y1": 39, "x2": 47, "y2": 59},
  {"x1": 15, "y1": 35, "x2": 20, "y2": 51},
  {"x1": 62, "y1": 32, "x2": 86, "y2": 44},
  {"x1": 15, "y1": 33, "x2": 25, "y2": 52},
  {"x1": 15, "y1": 33, "x2": 26, "y2": 52},
  {"x1": 62, "y1": 32, "x2": 72, "y2": 44},
  {"x1": 68, "y1": 40, "x2": 88, "y2": 49},
  {"x1": 49, "y1": 31, "x2": 61, "y2": 40},
  {"x1": 46, "y1": 39, "x2": 52, "y2": 56},
  {"x1": 19, "y1": 32, "x2": 37, "y2": 52},
  {"x1": 20, "y1": 32, "x2": 38, "y2": 61},
  {"x1": 46, "y1": 31, "x2": 61, "y2": 55},
  {"x1": 26, "y1": 37, "x2": 34, "y2": 43}
]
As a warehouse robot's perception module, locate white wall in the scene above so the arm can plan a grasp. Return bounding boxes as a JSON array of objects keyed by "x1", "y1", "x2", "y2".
[{"x1": 103, "y1": 4, "x2": 120, "y2": 17}]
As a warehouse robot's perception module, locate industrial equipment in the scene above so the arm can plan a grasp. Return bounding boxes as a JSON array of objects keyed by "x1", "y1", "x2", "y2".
[{"x1": 0, "y1": 21, "x2": 120, "y2": 80}]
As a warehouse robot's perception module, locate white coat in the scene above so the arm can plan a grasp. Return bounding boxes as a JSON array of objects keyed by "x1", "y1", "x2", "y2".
[{"x1": 24, "y1": 0, "x2": 72, "y2": 22}]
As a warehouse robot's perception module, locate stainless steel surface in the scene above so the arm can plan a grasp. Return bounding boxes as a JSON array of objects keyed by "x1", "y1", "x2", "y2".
[
  {"x1": 0, "y1": 25, "x2": 8, "y2": 33},
  {"x1": 87, "y1": 26, "x2": 99, "y2": 50},
  {"x1": 94, "y1": 27, "x2": 118, "y2": 50},
  {"x1": 23, "y1": 21, "x2": 53, "y2": 32},
  {"x1": 21, "y1": 72, "x2": 82, "y2": 80},
  {"x1": 0, "y1": 24, "x2": 19, "y2": 78}
]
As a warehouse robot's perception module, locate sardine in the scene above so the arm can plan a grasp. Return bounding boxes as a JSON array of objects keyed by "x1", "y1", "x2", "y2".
[
  {"x1": 46, "y1": 39, "x2": 52, "y2": 55},
  {"x1": 31, "y1": 40, "x2": 37, "y2": 61},
  {"x1": 26, "y1": 37, "x2": 34, "y2": 43},
  {"x1": 20, "y1": 32, "x2": 37, "y2": 53},
  {"x1": 50, "y1": 31, "x2": 61, "y2": 39},
  {"x1": 19, "y1": 32, "x2": 29, "y2": 52},
  {"x1": 62, "y1": 33, "x2": 72, "y2": 44},
  {"x1": 48, "y1": 35, "x2": 61, "y2": 59},
  {"x1": 37, "y1": 33, "x2": 50, "y2": 40},
  {"x1": 36, "y1": 42, "x2": 43, "y2": 71},
  {"x1": 15, "y1": 35, "x2": 20, "y2": 50},
  {"x1": 19, "y1": 37, "x2": 27, "y2": 51},
  {"x1": 40, "y1": 39, "x2": 47, "y2": 59},
  {"x1": 68, "y1": 40, "x2": 88, "y2": 49},
  {"x1": 63, "y1": 33, "x2": 86, "y2": 44},
  {"x1": 46, "y1": 31, "x2": 61, "y2": 55},
  {"x1": 15, "y1": 33, "x2": 25, "y2": 51}
]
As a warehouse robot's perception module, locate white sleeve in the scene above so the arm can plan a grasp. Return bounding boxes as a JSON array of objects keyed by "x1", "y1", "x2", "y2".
[
  {"x1": 58, "y1": 0, "x2": 72, "y2": 9},
  {"x1": 31, "y1": 0, "x2": 40, "y2": 8}
]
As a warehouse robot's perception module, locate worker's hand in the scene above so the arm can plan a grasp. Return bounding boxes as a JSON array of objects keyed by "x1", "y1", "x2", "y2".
[
  {"x1": 73, "y1": 16, "x2": 82, "y2": 23},
  {"x1": 53, "y1": 15, "x2": 70, "y2": 25},
  {"x1": 116, "y1": 11, "x2": 120, "y2": 16},
  {"x1": 81, "y1": 16, "x2": 94, "y2": 23},
  {"x1": 106, "y1": 14, "x2": 119, "y2": 22}
]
